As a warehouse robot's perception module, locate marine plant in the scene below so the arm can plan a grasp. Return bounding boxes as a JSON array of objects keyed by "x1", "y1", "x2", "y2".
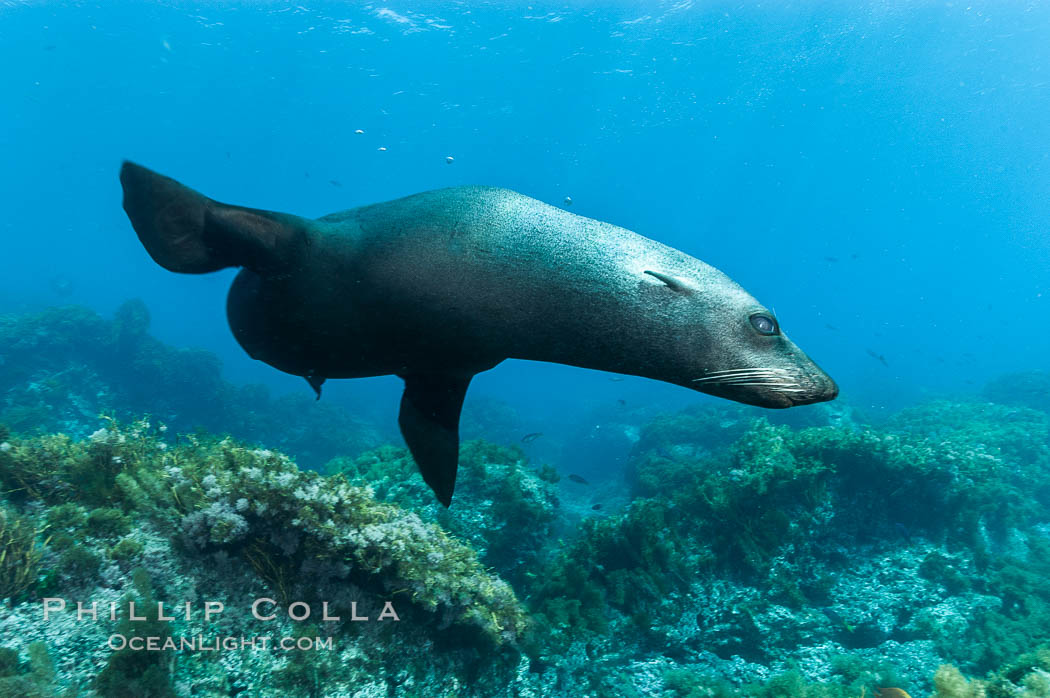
[
  {"x1": 0, "y1": 506, "x2": 44, "y2": 604},
  {"x1": 526, "y1": 496, "x2": 694, "y2": 657}
]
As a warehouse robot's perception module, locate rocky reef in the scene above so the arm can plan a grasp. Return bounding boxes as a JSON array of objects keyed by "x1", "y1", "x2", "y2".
[
  {"x1": 0, "y1": 418, "x2": 530, "y2": 696},
  {"x1": 2, "y1": 303, "x2": 1050, "y2": 696}
]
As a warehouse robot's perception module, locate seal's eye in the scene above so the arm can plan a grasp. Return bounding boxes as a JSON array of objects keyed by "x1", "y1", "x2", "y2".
[{"x1": 750, "y1": 314, "x2": 779, "y2": 336}]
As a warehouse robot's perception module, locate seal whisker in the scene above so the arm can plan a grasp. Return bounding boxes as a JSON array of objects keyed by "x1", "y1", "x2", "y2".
[
  {"x1": 698, "y1": 374, "x2": 799, "y2": 385},
  {"x1": 692, "y1": 369, "x2": 786, "y2": 383},
  {"x1": 716, "y1": 381, "x2": 803, "y2": 388},
  {"x1": 697, "y1": 367, "x2": 789, "y2": 377}
]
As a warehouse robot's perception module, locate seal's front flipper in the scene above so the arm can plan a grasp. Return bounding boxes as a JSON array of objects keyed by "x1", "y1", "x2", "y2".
[
  {"x1": 120, "y1": 161, "x2": 308, "y2": 275},
  {"x1": 398, "y1": 372, "x2": 473, "y2": 507}
]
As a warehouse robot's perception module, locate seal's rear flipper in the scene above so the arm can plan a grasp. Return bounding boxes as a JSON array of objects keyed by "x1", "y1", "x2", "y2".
[
  {"x1": 120, "y1": 161, "x2": 307, "y2": 275},
  {"x1": 305, "y1": 374, "x2": 325, "y2": 400},
  {"x1": 398, "y1": 372, "x2": 472, "y2": 507}
]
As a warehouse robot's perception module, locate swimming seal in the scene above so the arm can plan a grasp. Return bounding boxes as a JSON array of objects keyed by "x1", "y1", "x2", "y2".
[{"x1": 119, "y1": 162, "x2": 837, "y2": 505}]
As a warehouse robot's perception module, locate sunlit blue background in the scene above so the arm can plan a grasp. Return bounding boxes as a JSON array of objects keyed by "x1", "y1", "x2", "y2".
[{"x1": 2, "y1": 1, "x2": 1047, "y2": 470}]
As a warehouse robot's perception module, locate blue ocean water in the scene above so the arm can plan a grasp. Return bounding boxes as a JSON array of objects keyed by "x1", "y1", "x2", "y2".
[
  {"x1": 4, "y1": 1, "x2": 1047, "y2": 437},
  {"x1": 1, "y1": 3, "x2": 1050, "y2": 694}
]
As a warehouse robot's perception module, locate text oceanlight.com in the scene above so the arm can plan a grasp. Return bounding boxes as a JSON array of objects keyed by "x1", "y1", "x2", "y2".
[{"x1": 109, "y1": 634, "x2": 335, "y2": 652}]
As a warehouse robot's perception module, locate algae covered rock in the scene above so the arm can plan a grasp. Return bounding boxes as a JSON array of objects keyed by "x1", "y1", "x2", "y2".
[
  {"x1": 169, "y1": 437, "x2": 528, "y2": 644},
  {"x1": 0, "y1": 418, "x2": 534, "y2": 696}
]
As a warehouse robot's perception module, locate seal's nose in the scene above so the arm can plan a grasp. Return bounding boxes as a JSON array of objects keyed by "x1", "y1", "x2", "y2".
[
  {"x1": 791, "y1": 371, "x2": 838, "y2": 406},
  {"x1": 825, "y1": 377, "x2": 839, "y2": 401}
]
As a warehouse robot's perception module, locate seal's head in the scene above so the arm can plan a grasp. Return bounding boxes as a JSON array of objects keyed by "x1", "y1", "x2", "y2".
[
  {"x1": 691, "y1": 309, "x2": 838, "y2": 408},
  {"x1": 642, "y1": 269, "x2": 837, "y2": 409},
  {"x1": 693, "y1": 300, "x2": 837, "y2": 408}
]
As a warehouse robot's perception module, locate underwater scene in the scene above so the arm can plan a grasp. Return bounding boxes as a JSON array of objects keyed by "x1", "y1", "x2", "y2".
[{"x1": 2, "y1": 1, "x2": 1050, "y2": 696}]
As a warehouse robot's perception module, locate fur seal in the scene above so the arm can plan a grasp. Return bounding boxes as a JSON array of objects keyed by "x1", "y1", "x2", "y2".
[{"x1": 119, "y1": 162, "x2": 837, "y2": 505}]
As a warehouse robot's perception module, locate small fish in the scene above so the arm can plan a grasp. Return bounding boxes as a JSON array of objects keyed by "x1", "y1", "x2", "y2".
[
  {"x1": 329, "y1": 179, "x2": 343, "y2": 187},
  {"x1": 378, "y1": 146, "x2": 388, "y2": 151},
  {"x1": 591, "y1": 504, "x2": 602, "y2": 511},
  {"x1": 825, "y1": 323, "x2": 838, "y2": 331},
  {"x1": 446, "y1": 156, "x2": 454, "y2": 164},
  {"x1": 821, "y1": 607, "x2": 857, "y2": 633},
  {"x1": 616, "y1": 399, "x2": 626, "y2": 406},
  {"x1": 874, "y1": 689, "x2": 911, "y2": 698},
  {"x1": 564, "y1": 196, "x2": 573, "y2": 206},
  {"x1": 354, "y1": 129, "x2": 364, "y2": 134},
  {"x1": 865, "y1": 349, "x2": 889, "y2": 367},
  {"x1": 824, "y1": 256, "x2": 839, "y2": 263},
  {"x1": 608, "y1": 376, "x2": 625, "y2": 382},
  {"x1": 521, "y1": 432, "x2": 543, "y2": 444},
  {"x1": 568, "y1": 474, "x2": 589, "y2": 485}
]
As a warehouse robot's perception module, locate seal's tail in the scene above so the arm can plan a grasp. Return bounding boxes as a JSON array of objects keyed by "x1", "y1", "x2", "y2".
[{"x1": 119, "y1": 161, "x2": 307, "y2": 275}]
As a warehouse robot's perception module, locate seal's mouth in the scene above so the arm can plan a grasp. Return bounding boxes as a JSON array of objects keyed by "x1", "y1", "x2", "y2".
[{"x1": 692, "y1": 367, "x2": 838, "y2": 409}]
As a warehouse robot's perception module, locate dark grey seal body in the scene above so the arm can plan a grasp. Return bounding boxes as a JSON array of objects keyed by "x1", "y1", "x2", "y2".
[{"x1": 120, "y1": 162, "x2": 837, "y2": 505}]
